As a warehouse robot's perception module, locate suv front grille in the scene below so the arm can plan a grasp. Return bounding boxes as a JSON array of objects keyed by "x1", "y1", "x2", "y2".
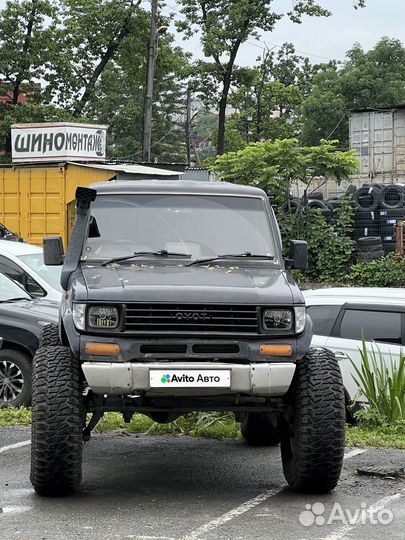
[{"x1": 124, "y1": 304, "x2": 259, "y2": 334}]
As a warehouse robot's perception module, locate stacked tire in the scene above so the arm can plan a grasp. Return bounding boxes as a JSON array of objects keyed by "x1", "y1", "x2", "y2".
[
  {"x1": 379, "y1": 210, "x2": 405, "y2": 256},
  {"x1": 352, "y1": 183, "x2": 405, "y2": 259},
  {"x1": 356, "y1": 236, "x2": 384, "y2": 263},
  {"x1": 307, "y1": 199, "x2": 333, "y2": 224}
]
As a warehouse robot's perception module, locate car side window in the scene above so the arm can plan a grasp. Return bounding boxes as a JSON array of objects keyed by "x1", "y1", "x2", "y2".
[
  {"x1": 307, "y1": 305, "x2": 341, "y2": 337},
  {"x1": 0, "y1": 256, "x2": 45, "y2": 297},
  {"x1": 25, "y1": 274, "x2": 46, "y2": 297},
  {"x1": 339, "y1": 309, "x2": 402, "y2": 345},
  {"x1": 0, "y1": 256, "x2": 25, "y2": 286}
]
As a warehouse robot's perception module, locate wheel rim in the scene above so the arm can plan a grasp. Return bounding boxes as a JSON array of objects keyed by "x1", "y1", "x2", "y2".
[{"x1": 0, "y1": 360, "x2": 25, "y2": 403}]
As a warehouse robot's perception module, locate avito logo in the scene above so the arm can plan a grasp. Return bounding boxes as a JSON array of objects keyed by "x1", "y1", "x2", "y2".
[{"x1": 160, "y1": 373, "x2": 221, "y2": 384}]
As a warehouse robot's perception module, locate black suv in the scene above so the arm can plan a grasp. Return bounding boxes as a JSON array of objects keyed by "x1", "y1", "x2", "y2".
[{"x1": 30, "y1": 180, "x2": 345, "y2": 496}]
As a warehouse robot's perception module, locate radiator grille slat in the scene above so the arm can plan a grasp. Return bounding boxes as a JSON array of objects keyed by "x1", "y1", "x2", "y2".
[{"x1": 124, "y1": 304, "x2": 259, "y2": 334}]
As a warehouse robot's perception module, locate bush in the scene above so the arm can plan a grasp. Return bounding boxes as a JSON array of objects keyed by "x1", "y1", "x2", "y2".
[
  {"x1": 346, "y1": 253, "x2": 405, "y2": 287},
  {"x1": 351, "y1": 340, "x2": 405, "y2": 426},
  {"x1": 277, "y1": 201, "x2": 355, "y2": 284}
]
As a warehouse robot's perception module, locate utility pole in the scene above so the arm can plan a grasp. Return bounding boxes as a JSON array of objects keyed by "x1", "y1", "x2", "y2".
[
  {"x1": 185, "y1": 86, "x2": 192, "y2": 167},
  {"x1": 142, "y1": 0, "x2": 158, "y2": 163}
]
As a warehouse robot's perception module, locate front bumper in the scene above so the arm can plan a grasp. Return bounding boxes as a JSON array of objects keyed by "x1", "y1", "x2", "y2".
[{"x1": 81, "y1": 361, "x2": 296, "y2": 397}]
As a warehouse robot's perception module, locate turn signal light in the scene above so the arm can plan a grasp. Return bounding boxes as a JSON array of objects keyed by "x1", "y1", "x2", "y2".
[
  {"x1": 85, "y1": 342, "x2": 120, "y2": 356},
  {"x1": 260, "y1": 344, "x2": 292, "y2": 357}
]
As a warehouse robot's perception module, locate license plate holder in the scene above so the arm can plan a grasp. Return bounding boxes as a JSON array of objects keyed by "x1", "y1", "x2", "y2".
[{"x1": 149, "y1": 369, "x2": 231, "y2": 388}]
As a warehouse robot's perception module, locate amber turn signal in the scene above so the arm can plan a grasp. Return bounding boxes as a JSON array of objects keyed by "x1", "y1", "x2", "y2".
[
  {"x1": 85, "y1": 342, "x2": 120, "y2": 356},
  {"x1": 260, "y1": 344, "x2": 292, "y2": 357}
]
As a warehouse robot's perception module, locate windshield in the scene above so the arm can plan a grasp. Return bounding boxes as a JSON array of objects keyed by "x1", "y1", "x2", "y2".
[
  {"x1": 83, "y1": 194, "x2": 277, "y2": 262},
  {"x1": 0, "y1": 271, "x2": 31, "y2": 301},
  {"x1": 18, "y1": 253, "x2": 62, "y2": 292}
]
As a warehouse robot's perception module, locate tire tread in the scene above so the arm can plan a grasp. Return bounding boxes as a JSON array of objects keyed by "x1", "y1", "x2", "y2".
[
  {"x1": 281, "y1": 348, "x2": 345, "y2": 493},
  {"x1": 30, "y1": 346, "x2": 82, "y2": 496}
]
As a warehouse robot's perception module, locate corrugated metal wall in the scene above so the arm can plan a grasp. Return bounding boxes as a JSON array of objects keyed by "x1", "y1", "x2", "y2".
[
  {"x1": 350, "y1": 108, "x2": 405, "y2": 184},
  {"x1": 0, "y1": 164, "x2": 114, "y2": 246}
]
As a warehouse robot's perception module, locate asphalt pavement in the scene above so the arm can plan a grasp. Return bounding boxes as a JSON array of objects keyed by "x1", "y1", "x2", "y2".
[{"x1": 1, "y1": 427, "x2": 404, "y2": 540}]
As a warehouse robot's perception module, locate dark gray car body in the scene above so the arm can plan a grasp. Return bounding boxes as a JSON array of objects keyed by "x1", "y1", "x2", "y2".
[
  {"x1": 58, "y1": 181, "x2": 312, "y2": 373},
  {"x1": 0, "y1": 298, "x2": 59, "y2": 356}
]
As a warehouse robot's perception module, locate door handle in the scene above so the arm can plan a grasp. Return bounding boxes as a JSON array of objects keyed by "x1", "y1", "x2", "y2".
[{"x1": 334, "y1": 351, "x2": 349, "y2": 361}]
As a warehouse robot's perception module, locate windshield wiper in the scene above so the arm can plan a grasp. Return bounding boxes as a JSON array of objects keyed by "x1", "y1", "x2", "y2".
[
  {"x1": 102, "y1": 250, "x2": 192, "y2": 266},
  {"x1": 186, "y1": 252, "x2": 274, "y2": 267}
]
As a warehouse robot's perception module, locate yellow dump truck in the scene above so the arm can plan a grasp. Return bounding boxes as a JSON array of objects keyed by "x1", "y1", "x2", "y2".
[{"x1": 0, "y1": 162, "x2": 180, "y2": 246}]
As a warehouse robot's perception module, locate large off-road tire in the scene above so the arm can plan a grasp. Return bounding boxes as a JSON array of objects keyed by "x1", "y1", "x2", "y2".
[
  {"x1": 30, "y1": 346, "x2": 83, "y2": 496},
  {"x1": 39, "y1": 323, "x2": 60, "y2": 348},
  {"x1": 280, "y1": 348, "x2": 345, "y2": 494},
  {"x1": 0, "y1": 350, "x2": 32, "y2": 408},
  {"x1": 241, "y1": 413, "x2": 280, "y2": 446}
]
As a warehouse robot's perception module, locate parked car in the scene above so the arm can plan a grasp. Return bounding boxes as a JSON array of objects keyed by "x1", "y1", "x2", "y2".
[
  {"x1": 304, "y1": 287, "x2": 405, "y2": 407},
  {"x1": 30, "y1": 181, "x2": 346, "y2": 496},
  {"x1": 0, "y1": 240, "x2": 62, "y2": 301},
  {"x1": 0, "y1": 271, "x2": 59, "y2": 407}
]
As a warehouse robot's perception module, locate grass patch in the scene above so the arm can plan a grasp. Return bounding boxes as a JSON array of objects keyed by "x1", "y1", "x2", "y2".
[
  {"x1": 2, "y1": 408, "x2": 405, "y2": 449},
  {"x1": 0, "y1": 408, "x2": 240, "y2": 440},
  {"x1": 96, "y1": 411, "x2": 241, "y2": 440},
  {"x1": 0, "y1": 407, "x2": 31, "y2": 427},
  {"x1": 346, "y1": 426, "x2": 405, "y2": 449}
]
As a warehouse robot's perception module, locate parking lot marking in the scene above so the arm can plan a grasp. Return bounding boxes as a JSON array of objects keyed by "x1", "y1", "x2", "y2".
[
  {"x1": 178, "y1": 487, "x2": 281, "y2": 540},
  {"x1": 179, "y1": 448, "x2": 368, "y2": 539},
  {"x1": 343, "y1": 448, "x2": 367, "y2": 460},
  {"x1": 0, "y1": 440, "x2": 31, "y2": 454},
  {"x1": 321, "y1": 489, "x2": 405, "y2": 540}
]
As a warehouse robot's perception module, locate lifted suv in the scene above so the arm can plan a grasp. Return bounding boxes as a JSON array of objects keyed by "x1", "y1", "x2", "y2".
[{"x1": 30, "y1": 180, "x2": 345, "y2": 496}]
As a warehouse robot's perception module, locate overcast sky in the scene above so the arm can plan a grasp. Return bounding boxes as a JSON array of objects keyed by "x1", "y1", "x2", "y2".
[{"x1": 163, "y1": 0, "x2": 405, "y2": 66}]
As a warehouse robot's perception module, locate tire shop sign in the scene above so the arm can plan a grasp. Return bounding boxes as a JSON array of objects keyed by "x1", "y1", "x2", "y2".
[{"x1": 11, "y1": 123, "x2": 108, "y2": 163}]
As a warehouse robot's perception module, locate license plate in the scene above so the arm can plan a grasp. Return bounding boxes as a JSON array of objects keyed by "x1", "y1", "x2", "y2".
[{"x1": 149, "y1": 369, "x2": 231, "y2": 388}]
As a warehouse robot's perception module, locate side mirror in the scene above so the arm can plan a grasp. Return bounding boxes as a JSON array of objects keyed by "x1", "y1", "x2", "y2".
[
  {"x1": 287, "y1": 240, "x2": 308, "y2": 270},
  {"x1": 43, "y1": 236, "x2": 65, "y2": 266}
]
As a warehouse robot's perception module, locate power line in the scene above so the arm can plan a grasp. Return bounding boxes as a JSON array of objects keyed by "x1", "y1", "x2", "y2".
[
  {"x1": 246, "y1": 39, "x2": 334, "y2": 62},
  {"x1": 326, "y1": 112, "x2": 348, "y2": 139},
  {"x1": 116, "y1": 113, "x2": 186, "y2": 161}
]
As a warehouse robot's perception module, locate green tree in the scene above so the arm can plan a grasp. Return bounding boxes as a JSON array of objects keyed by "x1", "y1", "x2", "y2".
[
  {"x1": 176, "y1": 1, "x2": 331, "y2": 156},
  {"x1": 213, "y1": 138, "x2": 359, "y2": 283},
  {"x1": 87, "y1": 28, "x2": 190, "y2": 162},
  {"x1": 48, "y1": 0, "x2": 143, "y2": 116},
  {"x1": 213, "y1": 138, "x2": 358, "y2": 201},
  {"x1": 0, "y1": 0, "x2": 56, "y2": 106},
  {"x1": 301, "y1": 38, "x2": 405, "y2": 147},
  {"x1": 229, "y1": 48, "x2": 310, "y2": 143}
]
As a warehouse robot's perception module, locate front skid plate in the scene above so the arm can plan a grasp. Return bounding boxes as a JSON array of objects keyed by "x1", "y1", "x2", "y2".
[{"x1": 81, "y1": 361, "x2": 296, "y2": 397}]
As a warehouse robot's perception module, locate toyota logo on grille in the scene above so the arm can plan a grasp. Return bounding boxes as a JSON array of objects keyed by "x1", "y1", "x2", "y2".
[{"x1": 173, "y1": 312, "x2": 212, "y2": 321}]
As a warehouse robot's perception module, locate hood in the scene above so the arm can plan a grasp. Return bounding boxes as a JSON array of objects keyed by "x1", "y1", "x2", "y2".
[
  {"x1": 0, "y1": 298, "x2": 59, "y2": 322},
  {"x1": 76, "y1": 263, "x2": 302, "y2": 305}
]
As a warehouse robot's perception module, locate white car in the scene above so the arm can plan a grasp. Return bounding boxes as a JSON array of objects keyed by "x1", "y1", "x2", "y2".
[
  {"x1": 304, "y1": 287, "x2": 405, "y2": 404},
  {"x1": 0, "y1": 240, "x2": 62, "y2": 302}
]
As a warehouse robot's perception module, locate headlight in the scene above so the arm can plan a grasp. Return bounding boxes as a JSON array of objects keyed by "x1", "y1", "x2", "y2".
[
  {"x1": 263, "y1": 309, "x2": 293, "y2": 331},
  {"x1": 294, "y1": 306, "x2": 306, "y2": 334},
  {"x1": 73, "y1": 303, "x2": 86, "y2": 330},
  {"x1": 88, "y1": 306, "x2": 119, "y2": 329}
]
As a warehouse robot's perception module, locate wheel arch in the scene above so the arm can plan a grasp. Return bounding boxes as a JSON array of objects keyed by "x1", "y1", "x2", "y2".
[{"x1": 1, "y1": 340, "x2": 33, "y2": 360}]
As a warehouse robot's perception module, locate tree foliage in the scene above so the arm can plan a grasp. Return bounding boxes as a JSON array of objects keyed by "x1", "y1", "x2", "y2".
[
  {"x1": 213, "y1": 139, "x2": 359, "y2": 283},
  {"x1": 88, "y1": 29, "x2": 190, "y2": 162},
  {"x1": 177, "y1": 0, "x2": 330, "y2": 155},
  {"x1": 212, "y1": 138, "x2": 359, "y2": 202},
  {"x1": 48, "y1": 0, "x2": 143, "y2": 116},
  {"x1": 0, "y1": 0, "x2": 189, "y2": 161},
  {"x1": 0, "y1": 0, "x2": 56, "y2": 106},
  {"x1": 301, "y1": 38, "x2": 405, "y2": 147},
  {"x1": 228, "y1": 43, "x2": 319, "y2": 144}
]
